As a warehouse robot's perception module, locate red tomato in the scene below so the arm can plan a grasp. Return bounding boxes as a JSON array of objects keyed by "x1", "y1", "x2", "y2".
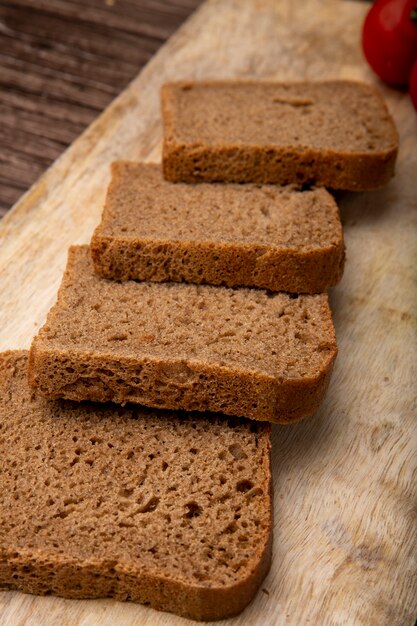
[
  {"x1": 409, "y1": 60, "x2": 417, "y2": 108},
  {"x1": 362, "y1": 0, "x2": 417, "y2": 87}
]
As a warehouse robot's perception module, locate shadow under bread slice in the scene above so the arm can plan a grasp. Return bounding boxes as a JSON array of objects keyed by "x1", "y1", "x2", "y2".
[
  {"x1": 91, "y1": 162, "x2": 345, "y2": 293},
  {"x1": 161, "y1": 80, "x2": 398, "y2": 190},
  {"x1": 29, "y1": 246, "x2": 337, "y2": 423},
  {"x1": 0, "y1": 350, "x2": 272, "y2": 621}
]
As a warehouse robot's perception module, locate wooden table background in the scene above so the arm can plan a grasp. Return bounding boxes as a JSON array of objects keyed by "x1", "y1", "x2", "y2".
[{"x1": 0, "y1": 0, "x2": 201, "y2": 216}]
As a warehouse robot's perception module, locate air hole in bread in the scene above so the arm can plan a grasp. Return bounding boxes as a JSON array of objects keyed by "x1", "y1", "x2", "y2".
[
  {"x1": 185, "y1": 502, "x2": 202, "y2": 518},
  {"x1": 236, "y1": 480, "x2": 253, "y2": 493}
]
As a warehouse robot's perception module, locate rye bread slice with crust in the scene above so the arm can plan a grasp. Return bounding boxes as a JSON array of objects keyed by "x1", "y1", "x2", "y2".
[
  {"x1": 29, "y1": 246, "x2": 337, "y2": 423},
  {"x1": 91, "y1": 161, "x2": 345, "y2": 293},
  {"x1": 0, "y1": 350, "x2": 272, "y2": 621},
  {"x1": 161, "y1": 80, "x2": 398, "y2": 190}
]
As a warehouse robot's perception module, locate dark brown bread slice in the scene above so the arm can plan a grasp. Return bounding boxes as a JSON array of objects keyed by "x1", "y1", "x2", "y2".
[
  {"x1": 29, "y1": 246, "x2": 337, "y2": 423},
  {"x1": 161, "y1": 80, "x2": 398, "y2": 190},
  {"x1": 91, "y1": 162, "x2": 345, "y2": 293},
  {"x1": 0, "y1": 350, "x2": 272, "y2": 621}
]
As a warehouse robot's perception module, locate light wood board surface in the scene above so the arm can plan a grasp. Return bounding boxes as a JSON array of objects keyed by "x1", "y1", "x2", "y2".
[{"x1": 0, "y1": 1, "x2": 416, "y2": 625}]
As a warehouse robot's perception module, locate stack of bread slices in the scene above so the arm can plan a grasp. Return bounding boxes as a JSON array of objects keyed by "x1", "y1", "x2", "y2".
[{"x1": 0, "y1": 80, "x2": 398, "y2": 621}]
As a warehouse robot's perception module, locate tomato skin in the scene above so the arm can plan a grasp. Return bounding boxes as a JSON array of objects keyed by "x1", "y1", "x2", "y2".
[
  {"x1": 409, "y1": 60, "x2": 417, "y2": 109},
  {"x1": 362, "y1": 0, "x2": 417, "y2": 87}
]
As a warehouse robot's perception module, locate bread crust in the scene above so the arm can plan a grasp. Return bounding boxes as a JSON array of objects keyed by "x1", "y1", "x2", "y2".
[
  {"x1": 29, "y1": 246, "x2": 338, "y2": 424},
  {"x1": 1, "y1": 350, "x2": 273, "y2": 621},
  {"x1": 29, "y1": 344, "x2": 336, "y2": 424},
  {"x1": 91, "y1": 235, "x2": 345, "y2": 293},
  {"x1": 161, "y1": 80, "x2": 398, "y2": 190},
  {"x1": 90, "y1": 162, "x2": 345, "y2": 293},
  {"x1": 0, "y1": 542, "x2": 272, "y2": 620}
]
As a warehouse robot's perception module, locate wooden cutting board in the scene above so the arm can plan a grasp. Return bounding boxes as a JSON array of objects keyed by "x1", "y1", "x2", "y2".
[{"x1": 0, "y1": 1, "x2": 416, "y2": 624}]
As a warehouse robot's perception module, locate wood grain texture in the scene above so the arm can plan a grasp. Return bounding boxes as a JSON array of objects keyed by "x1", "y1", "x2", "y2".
[
  {"x1": 0, "y1": 0, "x2": 201, "y2": 216},
  {"x1": 0, "y1": 0, "x2": 416, "y2": 624}
]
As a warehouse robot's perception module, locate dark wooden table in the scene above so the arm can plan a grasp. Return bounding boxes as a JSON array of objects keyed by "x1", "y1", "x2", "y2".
[{"x1": 0, "y1": 0, "x2": 201, "y2": 217}]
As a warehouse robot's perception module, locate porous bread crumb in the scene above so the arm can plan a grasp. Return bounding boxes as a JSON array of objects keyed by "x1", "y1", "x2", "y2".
[
  {"x1": 91, "y1": 162, "x2": 345, "y2": 292},
  {"x1": 29, "y1": 246, "x2": 337, "y2": 423},
  {"x1": 0, "y1": 350, "x2": 272, "y2": 621},
  {"x1": 162, "y1": 80, "x2": 398, "y2": 190}
]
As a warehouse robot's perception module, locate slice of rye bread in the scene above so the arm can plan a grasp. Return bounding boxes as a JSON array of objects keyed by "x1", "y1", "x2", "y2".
[
  {"x1": 29, "y1": 246, "x2": 337, "y2": 423},
  {"x1": 161, "y1": 80, "x2": 398, "y2": 190},
  {"x1": 0, "y1": 351, "x2": 272, "y2": 621},
  {"x1": 90, "y1": 161, "x2": 345, "y2": 293}
]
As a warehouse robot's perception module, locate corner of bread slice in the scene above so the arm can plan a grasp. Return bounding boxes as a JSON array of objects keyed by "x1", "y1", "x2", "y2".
[
  {"x1": 28, "y1": 336, "x2": 47, "y2": 394},
  {"x1": 160, "y1": 80, "x2": 193, "y2": 98},
  {"x1": 90, "y1": 177, "x2": 116, "y2": 273},
  {"x1": 174, "y1": 528, "x2": 273, "y2": 621},
  {"x1": 89, "y1": 230, "x2": 110, "y2": 277},
  {"x1": 110, "y1": 159, "x2": 129, "y2": 177},
  {"x1": 133, "y1": 484, "x2": 273, "y2": 621},
  {"x1": 160, "y1": 84, "x2": 184, "y2": 178},
  {"x1": 160, "y1": 82, "x2": 177, "y2": 128},
  {"x1": 0, "y1": 350, "x2": 27, "y2": 393},
  {"x1": 28, "y1": 340, "x2": 86, "y2": 401},
  {"x1": 271, "y1": 356, "x2": 336, "y2": 424},
  {"x1": 28, "y1": 334, "x2": 67, "y2": 399},
  {"x1": 28, "y1": 243, "x2": 91, "y2": 391}
]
